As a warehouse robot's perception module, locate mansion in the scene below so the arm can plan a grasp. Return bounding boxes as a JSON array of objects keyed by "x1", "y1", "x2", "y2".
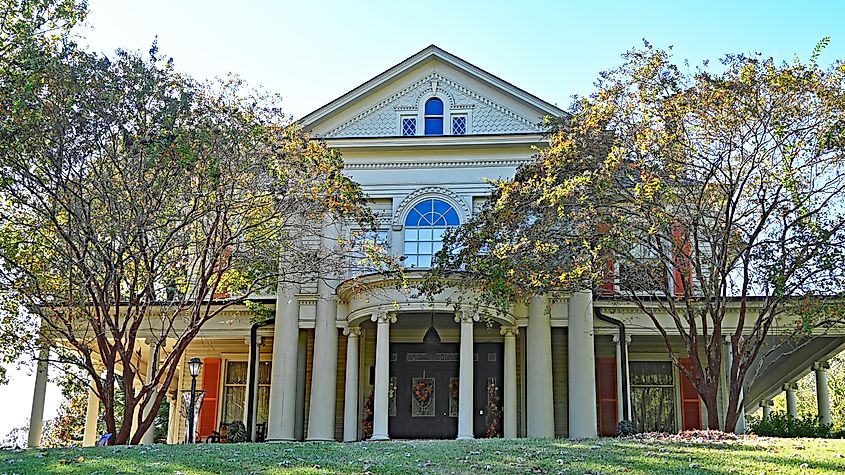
[{"x1": 27, "y1": 46, "x2": 845, "y2": 445}]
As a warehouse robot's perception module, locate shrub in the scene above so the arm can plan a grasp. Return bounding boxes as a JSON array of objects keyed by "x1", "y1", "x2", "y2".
[
  {"x1": 616, "y1": 419, "x2": 636, "y2": 437},
  {"x1": 749, "y1": 412, "x2": 836, "y2": 438}
]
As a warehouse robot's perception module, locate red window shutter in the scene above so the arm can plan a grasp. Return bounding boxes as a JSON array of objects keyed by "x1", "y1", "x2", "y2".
[
  {"x1": 672, "y1": 225, "x2": 692, "y2": 296},
  {"x1": 596, "y1": 357, "x2": 618, "y2": 436},
  {"x1": 600, "y1": 256, "x2": 616, "y2": 295},
  {"x1": 197, "y1": 357, "x2": 221, "y2": 439},
  {"x1": 679, "y1": 358, "x2": 702, "y2": 430}
]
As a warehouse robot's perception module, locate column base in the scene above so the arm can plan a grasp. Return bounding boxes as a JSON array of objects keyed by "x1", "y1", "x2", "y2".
[
  {"x1": 456, "y1": 435, "x2": 475, "y2": 440},
  {"x1": 369, "y1": 434, "x2": 390, "y2": 441},
  {"x1": 266, "y1": 437, "x2": 297, "y2": 443},
  {"x1": 305, "y1": 437, "x2": 335, "y2": 442}
]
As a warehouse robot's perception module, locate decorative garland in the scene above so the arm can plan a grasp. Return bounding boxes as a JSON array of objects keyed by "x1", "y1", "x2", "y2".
[{"x1": 413, "y1": 379, "x2": 434, "y2": 404}]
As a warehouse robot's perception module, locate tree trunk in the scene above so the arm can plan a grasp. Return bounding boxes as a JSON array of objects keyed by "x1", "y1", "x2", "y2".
[{"x1": 701, "y1": 388, "x2": 720, "y2": 430}]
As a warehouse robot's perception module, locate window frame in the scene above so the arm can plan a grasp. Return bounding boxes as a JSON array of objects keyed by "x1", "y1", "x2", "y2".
[
  {"x1": 402, "y1": 198, "x2": 461, "y2": 269},
  {"x1": 217, "y1": 356, "x2": 273, "y2": 429}
]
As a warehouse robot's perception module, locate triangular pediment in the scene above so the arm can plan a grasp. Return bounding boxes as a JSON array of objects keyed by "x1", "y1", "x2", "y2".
[{"x1": 301, "y1": 46, "x2": 565, "y2": 138}]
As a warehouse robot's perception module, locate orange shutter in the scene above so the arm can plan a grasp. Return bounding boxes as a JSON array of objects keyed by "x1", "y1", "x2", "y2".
[
  {"x1": 197, "y1": 357, "x2": 221, "y2": 439},
  {"x1": 596, "y1": 357, "x2": 618, "y2": 436},
  {"x1": 679, "y1": 358, "x2": 702, "y2": 430}
]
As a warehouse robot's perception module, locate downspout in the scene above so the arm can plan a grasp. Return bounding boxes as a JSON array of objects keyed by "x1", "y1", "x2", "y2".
[
  {"x1": 595, "y1": 310, "x2": 630, "y2": 421},
  {"x1": 246, "y1": 318, "x2": 274, "y2": 441}
]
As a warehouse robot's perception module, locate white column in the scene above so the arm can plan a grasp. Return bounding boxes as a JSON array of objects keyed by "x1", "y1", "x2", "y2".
[
  {"x1": 27, "y1": 345, "x2": 49, "y2": 448},
  {"x1": 613, "y1": 334, "x2": 632, "y2": 421},
  {"x1": 343, "y1": 327, "x2": 361, "y2": 442},
  {"x1": 568, "y1": 290, "x2": 598, "y2": 439},
  {"x1": 723, "y1": 337, "x2": 746, "y2": 434},
  {"x1": 306, "y1": 222, "x2": 340, "y2": 441},
  {"x1": 456, "y1": 310, "x2": 478, "y2": 440},
  {"x1": 526, "y1": 296, "x2": 554, "y2": 437},
  {"x1": 761, "y1": 399, "x2": 772, "y2": 419},
  {"x1": 82, "y1": 379, "x2": 100, "y2": 447},
  {"x1": 784, "y1": 383, "x2": 798, "y2": 418},
  {"x1": 166, "y1": 393, "x2": 177, "y2": 444},
  {"x1": 371, "y1": 311, "x2": 395, "y2": 441},
  {"x1": 267, "y1": 282, "x2": 300, "y2": 441},
  {"x1": 141, "y1": 340, "x2": 159, "y2": 444},
  {"x1": 814, "y1": 361, "x2": 832, "y2": 426},
  {"x1": 500, "y1": 326, "x2": 518, "y2": 439}
]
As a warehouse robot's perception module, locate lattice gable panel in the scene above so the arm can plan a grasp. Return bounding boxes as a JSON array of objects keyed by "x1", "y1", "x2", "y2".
[{"x1": 325, "y1": 72, "x2": 542, "y2": 138}]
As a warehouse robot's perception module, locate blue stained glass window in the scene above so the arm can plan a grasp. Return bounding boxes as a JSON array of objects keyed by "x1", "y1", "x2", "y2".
[
  {"x1": 425, "y1": 118, "x2": 443, "y2": 135},
  {"x1": 425, "y1": 98, "x2": 443, "y2": 115},
  {"x1": 403, "y1": 198, "x2": 460, "y2": 268},
  {"x1": 424, "y1": 98, "x2": 444, "y2": 135},
  {"x1": 452, "y1": 116, "x2": 466, "y2": 135},
  {"x1": 402, "y1": 117, "x2": 416, "y2": 136}
]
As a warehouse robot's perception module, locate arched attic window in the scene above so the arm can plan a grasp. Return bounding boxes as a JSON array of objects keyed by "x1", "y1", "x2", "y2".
[
  {"x1": 424, "y1": 98, "x2": 444, "y2": 135},
  {"x1": 403, "y1": 198, "x2": 460, "y2": 268}
]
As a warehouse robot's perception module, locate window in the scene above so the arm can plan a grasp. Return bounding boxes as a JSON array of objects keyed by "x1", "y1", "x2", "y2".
[
  {"x1": 401, "y1": 117, "x2": 416, "y2": 136},
  {"x1": 452, "y1": 115, "x2": 466, "y2": 135},
  {"x1": 424, "y1": 98, "x2": 444, "y2": 135},
  {"x1": 221, "y1": 361, "x2": 247, "y2": 425},
  {"x1": 256, "y1": 361, "x2": 271, "y2": 426},
  {"x1": 403, "y1": 198, "x2": 460, "y2": 268},
  {"x1": 220, "y1": 360, "x2": 272, "y2": 427},
  {"x1": 352, "y1": 229, "x2": 390, "y2": 272},
  {"x1": 630, "y1": 361, "x2": 676, "y2": 433}
]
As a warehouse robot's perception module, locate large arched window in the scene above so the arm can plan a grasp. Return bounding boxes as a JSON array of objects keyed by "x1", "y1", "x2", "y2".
[
  {"x1": 403, "y1": 198, "x2": 460, "y2": 268},
  {"x1": 424, "y1": 98, "x2": 444, "y2": 135}
]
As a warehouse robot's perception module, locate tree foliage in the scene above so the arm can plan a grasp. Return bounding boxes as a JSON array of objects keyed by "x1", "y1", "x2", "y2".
[
  {"x1": 429, "y1": 41, "x2": 845, "y2": 431},
  {"x1": 0, "y1": 38, "x2": 375, "y2": 444}
]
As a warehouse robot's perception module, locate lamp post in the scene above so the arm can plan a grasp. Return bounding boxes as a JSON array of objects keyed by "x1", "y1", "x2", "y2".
[{"x1": 187, "y1": 357, "x2": 203, "y2": 444}]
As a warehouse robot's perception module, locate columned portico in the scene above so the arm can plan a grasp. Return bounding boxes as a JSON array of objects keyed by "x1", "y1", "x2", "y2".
[
  {"x1": 568, "y1": 290, "x2": 598, "y2": 439},
  {"x1": 784, "y1": 383, "x2": 798, "y2": 418},
  {"x1": 266, "y1": 281, "x2": 301, "y2": 441},
  {"x1": 526, "y1": 296, "x2": 554, "y2": 437},
  {"x1": 343, "y1": 327, "x2": 361, "y2": 442},
  {"x1": 83, "y1": 378, "x2": 100, "y2": 447},
  {"x1": 814, "y1": 361, "x2": 831, "y2": 426},
  {"x1": 455, "y1": 310, "x2": 478, "y2": 440},
  {"x1": 141, "y1": 339, "x2": 159, "y2": 444},
  {"x1": 371, "y1": 311, "x2": 396, "y2": 441},
  {"x1": 27, "y1": 344, "x2": 49, "y2": 448},
  {"x1": 500, "y1": 326, "x2": 518, "y2": 438},
  {"x1": 613, "y1": 334, "x2": 632, "y2": 421},
  {"x1": 307, "y1": 219, "x2": 340, "y2": 441}
]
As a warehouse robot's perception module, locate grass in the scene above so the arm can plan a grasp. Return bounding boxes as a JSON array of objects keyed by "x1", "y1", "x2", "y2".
[{"x1": 1, "y1": 437, "x2": 844, "y2": 474}]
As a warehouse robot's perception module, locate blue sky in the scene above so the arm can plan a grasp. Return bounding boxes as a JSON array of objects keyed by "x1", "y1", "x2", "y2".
[{"x1": 3, "y1": 0, "x2": 844, "y2": 441}]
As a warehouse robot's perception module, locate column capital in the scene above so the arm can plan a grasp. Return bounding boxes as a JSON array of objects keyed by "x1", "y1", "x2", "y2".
[
  {"x1": 612, "y1": 334, "x2": 632, "y2": 344},
  {"x1": 783, "y1": 382, "x2": 798, "y2": 391},
  {"x1": 454, "y1": 308, "x2": 480, "y2": 323},
  {"x1": 244, "y1": 335, "x2": 265, "y2": 346},
  {"x1": 343, "y1": 326, "x2": 362, "y2": 337},
  {"x1": 372, "y1": 311, "x2": 397, "y2": 324},
  {"x1": 813, "y1": 361, "x2": 831, "y2": 371},
  {"x1": 760, "y1": 399, "x2": 774, "y2": 408},
  {"x1": 500, "y1": 326, "x2": 519, "y2": 337},
  {"x1": 144, "y1": 337, "x2": 158, "y2": 347}
]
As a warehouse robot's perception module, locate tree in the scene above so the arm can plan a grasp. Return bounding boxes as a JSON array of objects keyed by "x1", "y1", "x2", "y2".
[
  {"x1": 429, "y1": 41, "x2": 845, "y2": 432},
  {"x1": 0, "y1": 42, "x2": 375, "y2": 444},
  {"x1": 0, "y1": 0, "x2": 88, "y2": 385}
]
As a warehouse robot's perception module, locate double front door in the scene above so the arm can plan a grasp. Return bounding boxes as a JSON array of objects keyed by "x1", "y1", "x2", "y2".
[{"x1": 388, "y1": 342, "x2": 503, "y2": 439}]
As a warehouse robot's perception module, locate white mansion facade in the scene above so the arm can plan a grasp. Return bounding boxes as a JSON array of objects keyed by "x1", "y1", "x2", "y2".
[{"x1": 27, "y1": 46, "x2": 845, "y2": 446}]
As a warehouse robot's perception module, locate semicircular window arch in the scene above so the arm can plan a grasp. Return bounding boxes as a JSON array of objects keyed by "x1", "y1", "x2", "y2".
[{"x1": 403, "y1": 198, "x2": 460, "y2": 268}]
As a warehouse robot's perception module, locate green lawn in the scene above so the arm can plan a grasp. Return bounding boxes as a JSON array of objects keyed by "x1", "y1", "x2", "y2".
[{"x1": 2, "y1": 437, "x2": 844, "y2": 474}]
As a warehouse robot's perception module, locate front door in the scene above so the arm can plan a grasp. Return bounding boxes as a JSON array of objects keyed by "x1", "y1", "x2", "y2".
[{"x1": 389, "y1": 342, "x2": 503, "y2": 439}]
